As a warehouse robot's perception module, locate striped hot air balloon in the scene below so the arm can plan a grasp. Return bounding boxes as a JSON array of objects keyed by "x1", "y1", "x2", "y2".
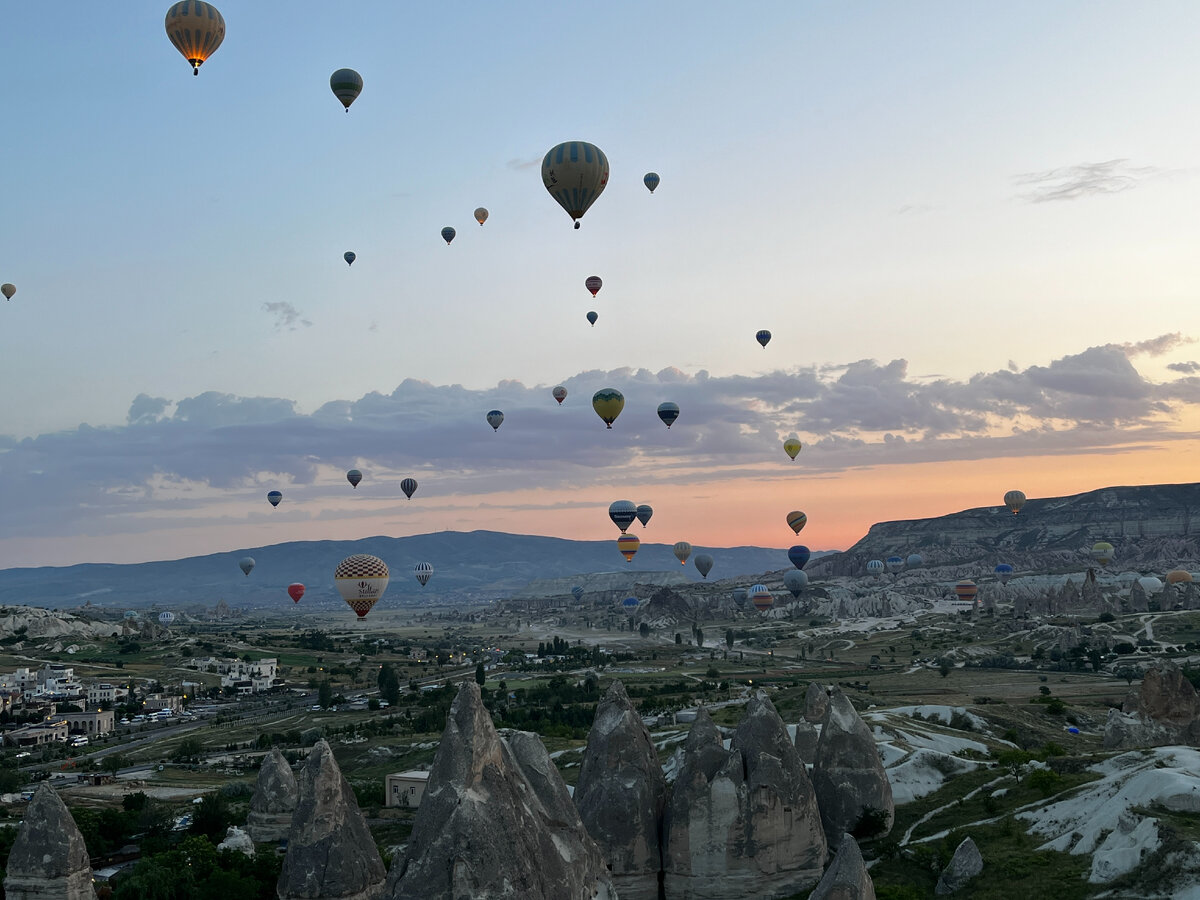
[
  {"x1": 400, "y1": 478, "x2": 418, "y2": 499},
  {"x1": 954, "y1": 580, "x2": 978, "y2": 602},
  {"x1": 1004, "y1": 490, "x2": 1026, "y2": 514},
  {"x1": 673, "y1": 541, "x2": 692, "y2": 565},
  {"x1": 756, "y1": 330, "x2": 772, "y2": 348},
  {"x1": 267, "y1": 490, "x2": 282, "y2": 508},
  {"x1": 552, "y1": 386, "x2": 567, "y2": 405},
  {"x1": 164, "y1": 2, "x2": 225, "y2": 75},
  {"x1": 585, "y1": 276, "x2": 603, "y2": 297},
  {"x1": 994, "y1": 563, "x2": 1014, "y2": 585},
  {"x1": 657, "y1": 402, "x2": 680, "y2": 428},
  {"x1": 787, "y1": 510, "x2": 807, "y2": 535},
  {"x1": 330, "y1": 68, "x2": 363, "y2": 111},
  {"x1": 542, "y1": 141, "x2": 609, "y2": 229},
  {"x1": 644, "y1": 172, "x2": 660, "y2": 193},
  {"x1": 866, "y1": 560, "x2": 884, "y2": 577},
  {"x1": 415, "y1": 562, "x2": 434, "y2": 586},
  {"x1": 750, "y1": 584, "x2": 773, "y2": 612},
  {"x1": 617, "y1": 534, "x2": 640, "y2": 562},
  {"x1": 635, "y1": 504, "x2": 653, "y2": 527}
]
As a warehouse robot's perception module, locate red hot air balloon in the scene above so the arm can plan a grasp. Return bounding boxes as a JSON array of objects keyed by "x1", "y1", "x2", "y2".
[
  {"x1": 585, "y1": 276, "x2": 602, "y2": 297},
  {"x1": 288, "y1": 583, "x2": 305, "y2": 603}
]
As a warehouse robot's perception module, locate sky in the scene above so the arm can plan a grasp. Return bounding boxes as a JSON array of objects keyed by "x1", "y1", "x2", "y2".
[{"x1": 3, "y1": 2, "x2": 1200, "y2": 568}]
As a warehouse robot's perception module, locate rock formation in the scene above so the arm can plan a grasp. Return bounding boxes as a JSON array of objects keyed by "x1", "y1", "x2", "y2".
[
  {"x1": 935, "y1": 836, "x2": 983, "y2": 894},
  {"x1": 386, "y1": 682, "x2": 613, "y2": 900},
  {"x1": 808, "y1": 834, "x2": 875, "y2": 900},
  {"x1": 2, "y1": 783, "x2": 97, "y2": 900},
  {"x1": 278, "y1": 740, "x2": 386, "y2": 900},
  {"x1": 805, "y1": 682, "x2": 830, "y2": 723},
  {"x1": 217, "y1": 825, "x2": 255, "y2": 856},
  {"x1": 246, "y1": 746, "x2": 298, "y2": 842},
  {"x1": 794, "y1": 718, "x2": 819, "y2": 764},
  {"x1": 1104, "y1": 660, "x2": 1200, "y2": 749},
  {"x1": 663, "y1": 695, "x2": 827, "y2": 898},
  {"x1": 811, "y1": 688, "x2": 894, "y2": 847},
  {"x1": 574, "y1": 679, "x2": 667, "y2": 900}
]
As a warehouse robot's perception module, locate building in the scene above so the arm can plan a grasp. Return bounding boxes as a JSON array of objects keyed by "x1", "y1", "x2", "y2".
[
  {"x1": 144, "y1": 695, "x2": 183, "y2": 714},
  {"x1": 385, "y1": 771, "x2": 430, "y2": 809},
  {"x1": 3, "y1": 719, "x2": 69, "y2": 747},
  {"x1": 86, "y1": 682, "x2": 120, "y2": 707},
  {"x1": 62, "y1": 709, "x2": 115, "y2": 737}
]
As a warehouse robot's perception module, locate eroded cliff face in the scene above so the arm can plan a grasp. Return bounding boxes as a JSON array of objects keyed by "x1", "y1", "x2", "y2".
[
  {"x1": 3, "y1": 784, "x2": 97, "y2": 900},
  {"x1": 1104, "y1": 659, "x2": 1200, "y2": 750}
]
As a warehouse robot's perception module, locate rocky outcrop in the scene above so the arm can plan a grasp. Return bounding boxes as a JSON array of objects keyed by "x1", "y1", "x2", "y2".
[
  {"x1": 935, "y1": 836, "x2": 983, "y2": 894},
  {"x1": 217, "y1": 826, "x2": 255, "y2": 856},
  {"x1": 575, "y1": 680, "x2": 667, "y2": 900},
  {"x1": 278, "y1": 740, "x2": 386, "y2": 900},
  {"x1": 3, "y1": 784, "x2": 97, "y2": 900},
  {"x1": 1104, "y1": 660, "x2": 1200, "y2": 749},
  {"x1": 664, "y1": 695, "x2": 826, "y2": 898},
  {"x1": 794, "y1": 718, "x2": 820, "y2": 764},
  {"x1": 246, "y1": 747, "x2": 298, "y2": 842},
  {"x1": 809, "y1": 834, "x2": 875, "y2": 900},
  {"x1": 386, "y1": 683, "x2": 613, "y2": 900},
  {"x1": 811, "y1": 689, "x2": 894, "y2": 846},
  {"x1": 805, "y1": 683, "x2": 830, "y2": 724}
]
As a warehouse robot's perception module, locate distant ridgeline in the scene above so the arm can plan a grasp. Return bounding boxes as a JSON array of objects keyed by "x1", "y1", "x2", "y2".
[
  {"x1": 808, "y1": 482, "x2": 1200, "y2": 577},
  {"x1": 0, "y1": 530, "x2": 791, "y2": 611}
]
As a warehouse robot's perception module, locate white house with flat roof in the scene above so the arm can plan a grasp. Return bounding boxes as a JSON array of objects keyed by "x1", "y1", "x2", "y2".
[{"x1": 385, "y1": 770, "x2": 430, "y2": 809}]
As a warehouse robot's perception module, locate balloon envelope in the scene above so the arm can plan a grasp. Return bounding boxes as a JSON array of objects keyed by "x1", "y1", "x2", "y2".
[
  {"x1": 571, "y1": 586, "x2": 584, "y2": 602},
  {"x1": 1004, "y1": 490, "x2": 1026, "y2": 514},
  {"x1": 400, "y1": 478, "x2": 418, "y2": 499},
  {"x1": 158, "y1": 611, "x2": 176, "y2": 626},
  {"x1": 644, "y1": 172, "x2": 660, "y2": 193},
  {"x1": 1091, "y1": 541, "x2": 1114, "y2": 564},
  {"x1": 617, "y1": 534, "x2": 640, "y2": 562},
  {"x1": 955, "y1": 580, "x2": 978, "y2": 602},
  {"x1": 694, "y1": 554, "x2": 713, "y2": 579},
  {"x1": 592, "y1": 388, "x2": 625, "y2": 428},
  {"x1": 586, "y1": 310, "x2": 598, "y2": 326},
  {"x1": 487, "y1": 410, "x2": 504, "y2": 431},
  {"x1": 288, "y1": 583, "x2": 305, "y2": 603},
  {"x1": 330, "y1": 68, "x2": 363, "y2": 110},
  {"x1": 673, "y1": 541, "x2": 692, "y2": 565},
  {"x1": 335, "y1": 554, "x2": 390, "y2": 618},
  {"x1": 552, "y1": 386, "x2": 567, "y2": 405},
  {"x1": 906, "y1": 553, "x2": 924, "y2": 568},
  {"x1": 750, "y1": 584, "x2": 773, "y2": 612},
  {"x1": 788, "y1": 546, "x2": 811, "y2": 570},
  {"x1": 1138, "y1": 575, "x2": 1163, "y2": 594},
  {"x1": 657, "y1": 402, "x2": 680, "y2": 428},
  {"x1": 622, "y1": 596, "x2": 639, "y2": 608},
  {"x1": 267, "y1": 490, "x2": 282, "y2": 508},
  {"x1": 344, "y1": 251, "x2": 356, "y2": 266},
  {"x1": 886, "y1": 555, "x2": 904, "y2": 574},
  {"x1": 415, "y1": 562, "x2": 433, "y2": 586},
  {"x1": 866, "y1": 560, "x2": 884, "y2": 576},
  {"x1": 786, "y1": 510, "x2": 807, "y2": 535},
  {"x1": 1, "y1": 284, "x2": 15, "y2": 300},
  {"x1": 1167, "y1": 569, "x2": 1193, "y2": 585},
  {"x1": 239, "y1": 557, "x2": 255, "y2": 577},
  {"x1": 994, "y1": 563, "x2": 1014, "y2": 585},
  {"x1": 347, "y1": 469, "x2": 362, "y2": 488},
  {"x1": 784, "y1": 437, "x2": 802, "y2": 460},
  {"x1": 732, "y1": 588, "x2": 748, "y2": 608},
  {"x1": 585, "y1": 276, "x2": 603, "y2": 297},
  {"x1": 474, "y1": 207, "x2": 488, "y2": 225},
  {"x1": 542, "y1": 141, "x2": 609, "y2": 227},
  {"x1": 609, "y1": 500, "x2": 638, "y2": 533},
  {"x1": 635, "y1": 503, "x2": 653, "y2": 527},
  {"x1": 784, "y1": 569, "x2": 808, "y2": 597},
  {"x1": 165, "y1": 1, "x2": 225, "y2": 74},
  {"x1": 441, "y1": 226, "x2": 456, "y2": 245},
  {"x1": 756, "y1": 330, "x2": 772, "y2": 348}
]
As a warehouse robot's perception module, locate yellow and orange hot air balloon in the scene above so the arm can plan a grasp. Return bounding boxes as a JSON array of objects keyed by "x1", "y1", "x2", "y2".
[
  {"x1": 165, "y1": 2, "x2": 226, "y2": 75},
  {"x1": 786, "y1": 510, "x2": 807, "y2": 535},
  {"x1": 617, "y1": 534, "x2": 640, "y2": 562},
  {"x1": 954, "y1": 580, "x2": 978, "y2": 603}
]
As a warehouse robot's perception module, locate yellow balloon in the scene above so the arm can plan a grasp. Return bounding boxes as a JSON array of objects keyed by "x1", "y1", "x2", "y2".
[
  {"x1": 786, "y1": 510, "x2": 807, "y2": 535},
  {"x1": 784, "y1": 437, "x2": 802, "y2": 460},
  {"x1": 592, "y1": 388, "x2": 625, "y2": 429},
  {"x1": 165, "y1": 2, "x2": 226, "y2": 75}
]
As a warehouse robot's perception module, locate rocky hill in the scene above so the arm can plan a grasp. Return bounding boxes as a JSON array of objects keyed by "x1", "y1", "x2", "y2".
[{"x1": 809, "y1": 482, "x2": 1200, "y2": 578}]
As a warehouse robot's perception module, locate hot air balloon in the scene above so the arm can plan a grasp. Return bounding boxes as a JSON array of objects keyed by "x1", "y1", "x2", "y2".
[
  {"x1": 786, "y1": 510, "x2": 807, "y2": 535},
  {"x1": 635, "y1": 504, "x2": 653, "y2": 528},
  {"x1": 657, "y1": 402, "x2": 680, "y2": 428},
  {"x1": 239, "y1": 557, "x2": 255, "y2": 577},
  {"x1": 592, "y1": 389, "x2": 625, "y2": 429},
  {"x1": 1, "y1": 284, "x2": 14, "y2": 300},
  {"x1": 585, "y1": 276, "x2": 603, "y2": 297},
  {"x1": 288, "y1": 583, "x2": 305, "y2": 603},
  {"x1": 750, "y1": 584, "x2": 773, "y2": 612},
  {"x1": 330, "y1": 68, "x2": 363, "y2": 111},
  {"x1": 1092, "y1": 542, "x2": 1114, "y2": 565},
  {"x1": 165, "y1": 1, "x2": 225, "y2": 75},
  {"x1": 123, "y1": 610, "x2": 138, "y2": 620},
  {"x1": 886, "y1": 555, "x2": 904, "y2": 574},
  {"x1": 335, "y1": 554, "x2": 390, "y2": 618},
  {"x1": 784, "y1": 569, "x2": 808, "y2": 598},
  {"x1": 1004, "y1": 490, "x2": 1026, "y2": 514},
  {"x1": 756, "y1": 330, "x2": 772, "y2": 348},
  {"x1": 784, "y1": 437, "x2": 802, "y2": 460},
  {"x1": 732, "y1": 588, "x2": 749, "y2": 608},
  {"x1": 866, "y1": 560, "x2": 884, "y2": 577},
  {"x1": 954, "y1": 580, "x2": 978, "y2": 602},
  {"x1": 609, "y1": 500, "x2": 638, "y2": 533},
  {"x1": 474, "y1": 207, "x2": 488, "y2": 226},
  {"x1": 487, "y1": 410, "x2": 504, "y2": 431},
  {"x1": 267, "y1": 490, "x2": 282, "y2": 508},
  {"x1": 344, "y1": 251, "x2": 356, "y2": 266},
  {"x1": 1167, "y1": 569, "x2": 1194, "y2": 585},
  {"x1": 694, "y1": 554, "x2": 713, "y2": 579},
  {"x1": 586, "y1": 311, "x2": 598, "y2": 326},
  {"x1": 789, "y1": 546, "x2": 811, "y2": 570},
  {"x1": 542, "y1": 141, "x2": 609, "y2": 229},
  {"x1": 347, "y1": 469, "x2": 363, "y2": 488},
  {"x1": 158, "y1": 611, "x2": 176, "y2": 627},
  {"x1": 617, "y1": 534, "x2": 640, "y2": 562},
  {"x1": 400, "y1": 478, "x2": 418, "y2": 499},
  {"x1": 415, "y1": 562, "x2": 433, "y2": 586},
  {"x1": 644, "y1": 172, "x2": 660, "y2": 193},
  {"x1": 906, "y1": 553, "x2": 923, "y2": 568},
  {"x1": 441, "y1": 227, "x2": 456, "y2": 245},
  {"x1": 571, "y1": 586, "x2": 584, "y2": 602},
  {"x1": 995, "y1": 563, "x2": 1014, "y2": 585},
  {"x1": 1138, "y1": 575, "x2": 1163, "y2": 594},
  {"x1": 552, "y1": 386, "x2": 567, "y2": 405},
  {"x1": 673, "y1": 541, "x2": 692, "y2": 565},
  {"x1": 622, "y1": 596, "x2": 639, "y2": 609}
]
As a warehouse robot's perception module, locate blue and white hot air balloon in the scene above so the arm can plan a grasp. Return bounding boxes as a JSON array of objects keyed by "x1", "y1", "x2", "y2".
[
  {"x1": 542, "y1": 141, "x2": 609, "y2": 229},
  {"x1": 866, "y1": 560, "x2": 884, "y2": 577},
  {"x1": 886, "y1": 555, "x2": 905, "y2": 574},
  {"x1": 643, "y1": 172, "x2": 660, "y2": 193},
  {"x1": 995, "y1": 563, "x2": 1014, "y2": 585}
]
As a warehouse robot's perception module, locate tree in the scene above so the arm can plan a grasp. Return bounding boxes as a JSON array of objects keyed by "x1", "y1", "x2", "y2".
[
  {"x1": 318, "y1": 679, "x2": 333, "y2": 708},
  {"x1": 378, "y1": 663, "x2": 401, "y2": 706},
  {"x1": 695, "y1": 628, "x2": 705, "y2": 648},
  {"x1": 675, "y1": 633, "x2": 682, "y2": 645},
  {"x1": 475, "y1": 662, "x2": 486, "y2": 686},
  {"x1": 726, "y1": 629, "x2": 734, "y2": 649},
  {"x1": 938, "y1": 660, "x2": 951, "y2": 678},
  {"x1": 638, "y1": 622, "x2": 650, "y2": 638},
  {"x1": 101, "y1": 753, "x2": 127, "y2": 776}
]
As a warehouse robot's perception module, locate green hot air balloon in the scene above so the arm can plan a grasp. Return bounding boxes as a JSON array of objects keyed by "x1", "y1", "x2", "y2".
[{"x1": 330, "y1": 68, "x2": 363, "y2": 111}]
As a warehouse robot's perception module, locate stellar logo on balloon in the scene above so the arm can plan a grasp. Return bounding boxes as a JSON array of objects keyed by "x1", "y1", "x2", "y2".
[{"x1": 355, "y1": 580, "x2": 380, "y2": 598}]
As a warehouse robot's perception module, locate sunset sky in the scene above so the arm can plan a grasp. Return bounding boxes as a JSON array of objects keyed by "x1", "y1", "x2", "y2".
[{"x1": 3, "y1": 2, "x2": 1200, "y2": 568}]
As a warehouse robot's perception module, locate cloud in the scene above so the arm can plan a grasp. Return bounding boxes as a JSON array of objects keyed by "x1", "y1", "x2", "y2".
[
  {"x1": 2, "y1": 335, "x2": 1197, "y2": 544},
  {"x1": 1014, "y1": 159, "x2": 1160, "y2": 203},
  {"x1": 1118, "y1": 333, "x2": 1192, "y2": 358},
  {"x1": 262, "y1": 301, "x2": 311, "y2": 331},
  {"x1": 507, "y1": 156, "x2": 541, "y2": 171}
]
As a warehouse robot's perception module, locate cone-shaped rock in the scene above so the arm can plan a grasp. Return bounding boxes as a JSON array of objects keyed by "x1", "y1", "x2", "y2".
[
  {"x1": 805, "y1": 682, "x2": 830, "y2": 724},
  {"x1": 278, "y1": 739, "x2": 386, "y2": 900},
  {"x1": 387, "y1": 683, "x2": 614, "y2": 900},
  {"x1": 811, "y1": 689, "x2": 894, "y2": 847},
  {"x1": 575, "y1": 679, "x2": 667, "y2": 900},
  {"x1": 247, "y1": 747, "x2": 298, "y2": 842},
  {"x1": 809, "y1": 833, "x2": 875, "y2": 900},
  {"x1": 794, "y1": 718, "x2": 820, "y2": 764},
  {"x1": 3, "y1": 783, "x2": 97, "y2": 900},
  {"x1": 935, "y1": 836, "x2": 983, "y2": 894}
]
